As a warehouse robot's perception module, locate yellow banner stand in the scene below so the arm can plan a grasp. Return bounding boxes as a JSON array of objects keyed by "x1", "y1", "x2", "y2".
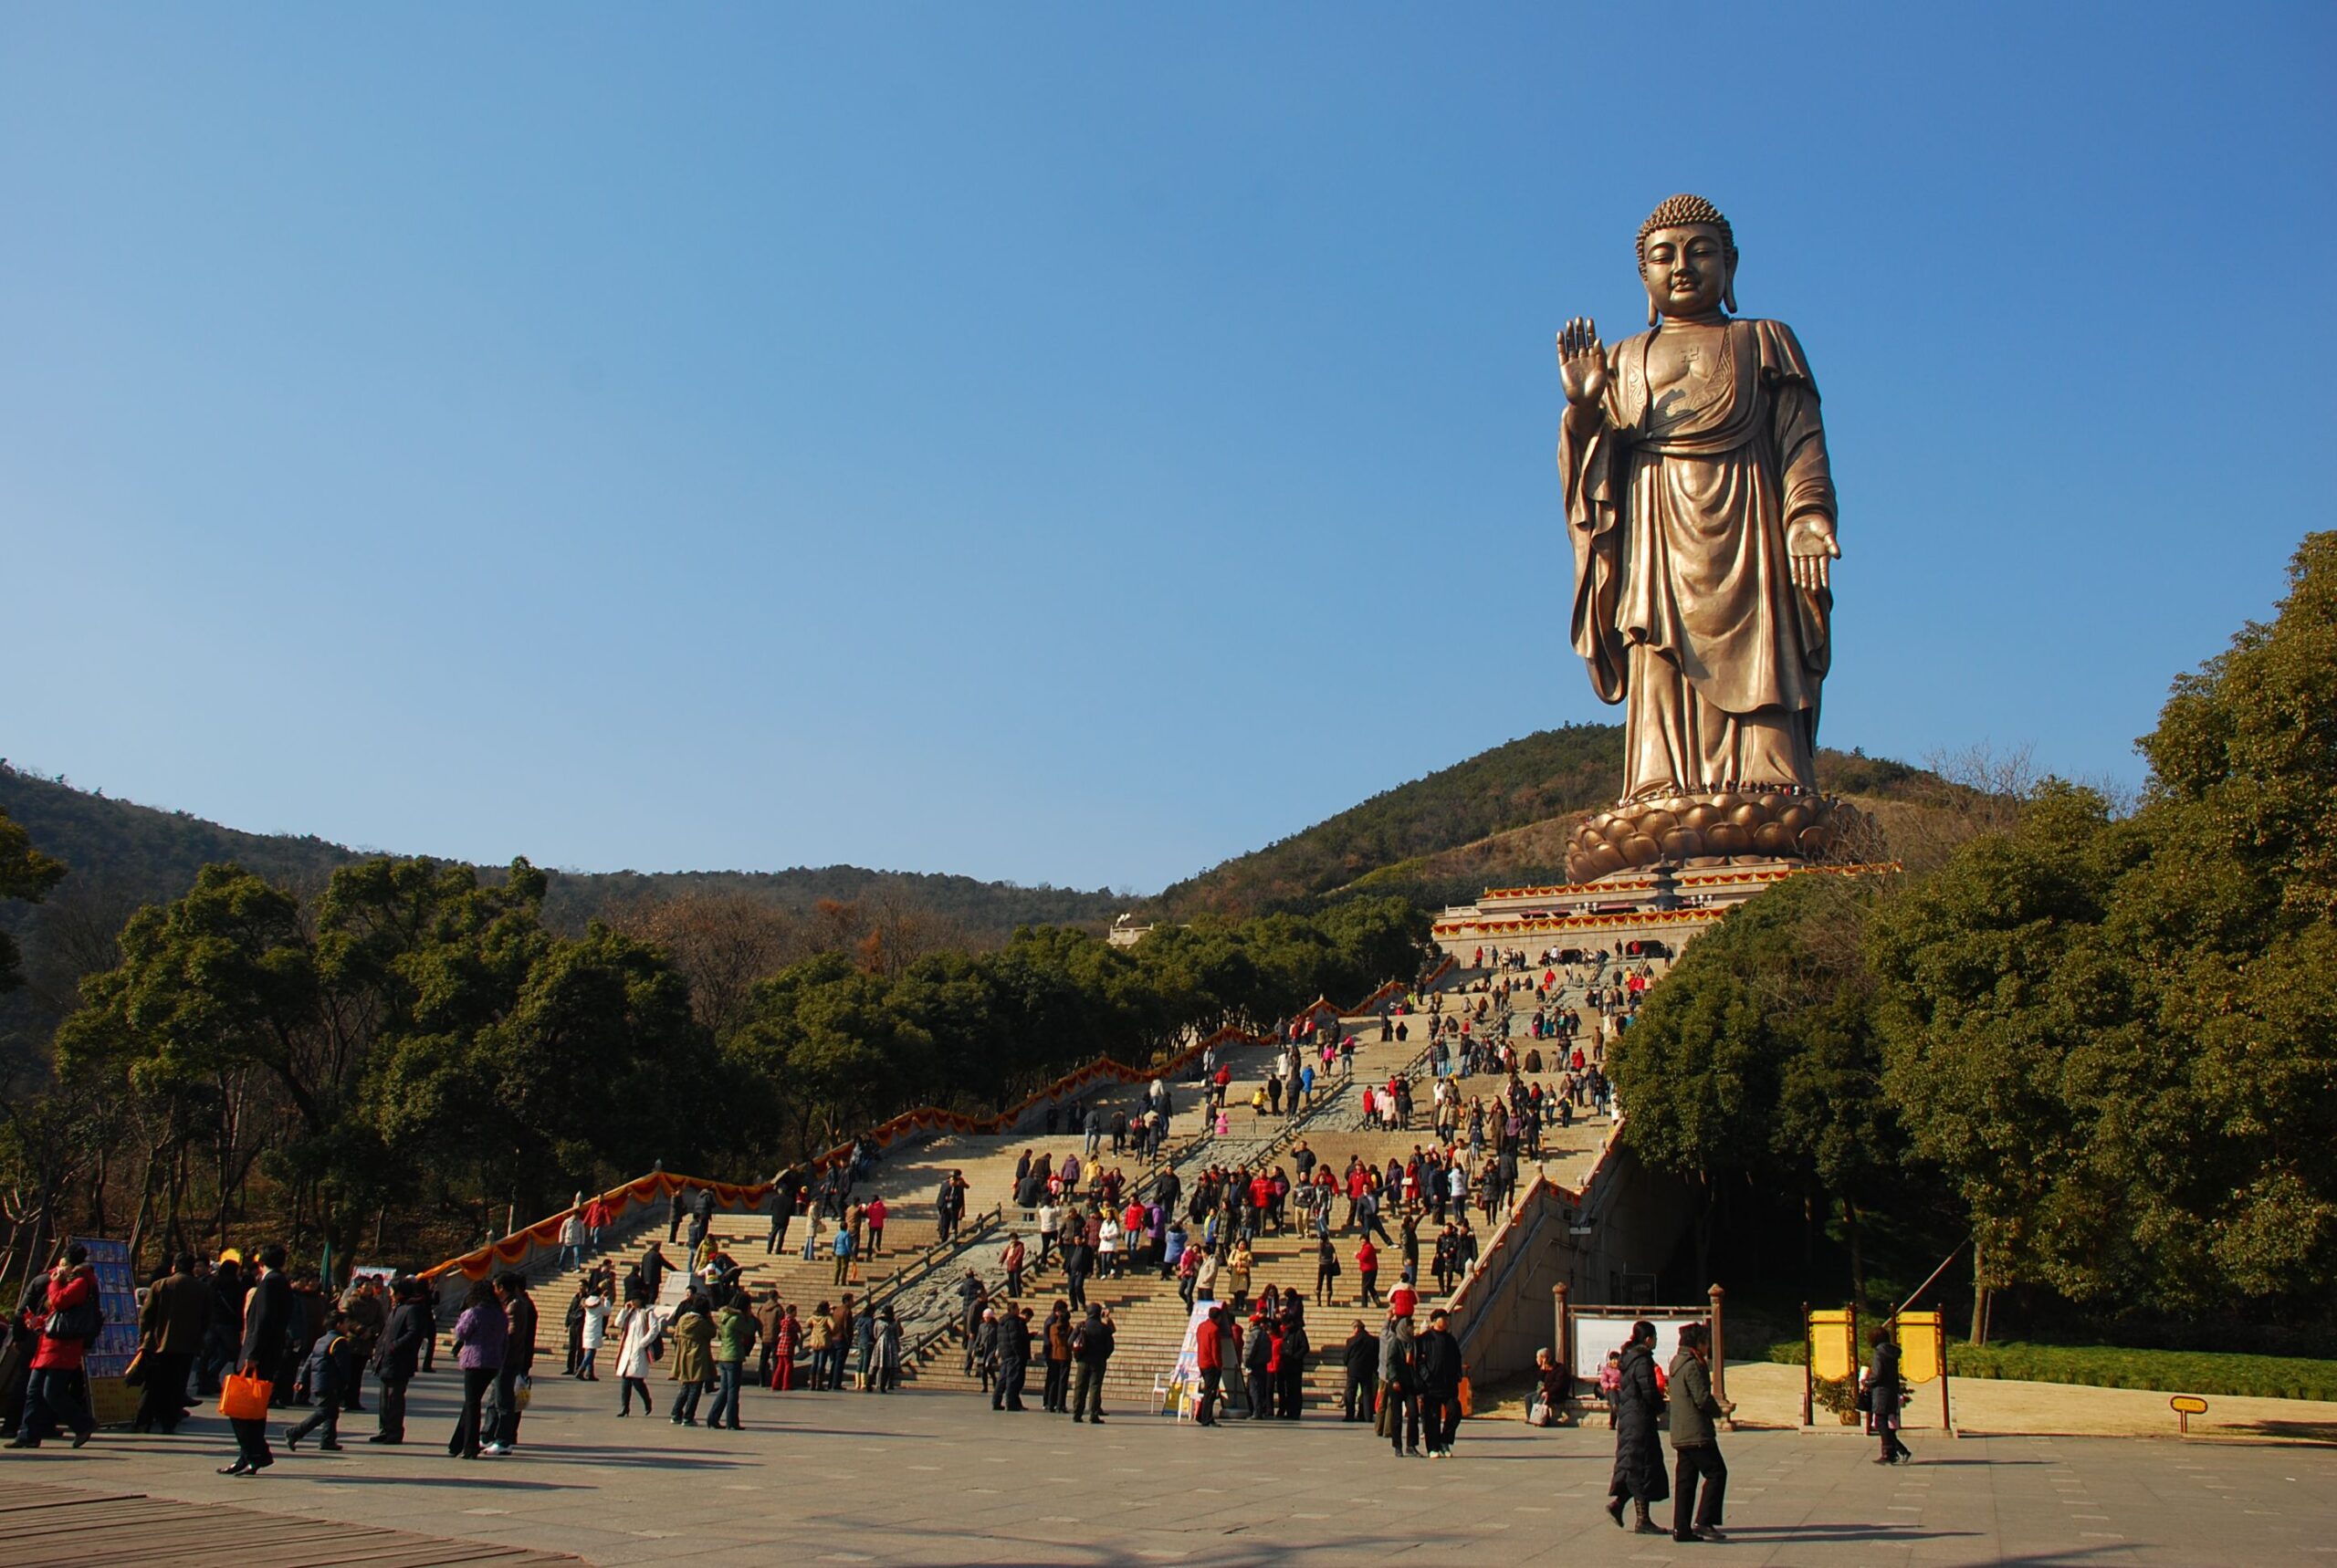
[
  {"x1": 1802, "y1": 1305, "x2": 1857, "y2": 1427},
  {"x1": 1893, "y1": 1310, "x2": 1953, "y2": 1431}
]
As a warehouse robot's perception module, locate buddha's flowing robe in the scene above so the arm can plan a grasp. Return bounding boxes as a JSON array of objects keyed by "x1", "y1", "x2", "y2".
[{"x1": 1560, "y1": 317, "x2": 1836, "y2": 801}]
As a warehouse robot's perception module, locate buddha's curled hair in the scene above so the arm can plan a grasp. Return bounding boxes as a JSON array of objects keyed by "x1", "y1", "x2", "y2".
[{"x1": 1636, "y1": 194, "x2": 1736, "y2": 265}]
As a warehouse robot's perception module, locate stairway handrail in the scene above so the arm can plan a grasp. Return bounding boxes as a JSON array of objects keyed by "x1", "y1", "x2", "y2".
[{"x1": 417, "y1": 1168, "x2": 774, "y2": 1285}]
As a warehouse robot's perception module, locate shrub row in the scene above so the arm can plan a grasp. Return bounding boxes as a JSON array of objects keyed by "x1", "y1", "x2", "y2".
[{"x1": 1759, "y1": 1339, "x2": 2337, "y2": 1403}]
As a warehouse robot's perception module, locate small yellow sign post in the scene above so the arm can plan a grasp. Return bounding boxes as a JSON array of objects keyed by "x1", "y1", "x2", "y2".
[{"x1": 2170, "y1": 1395, "x2": 2208, "y2": 1435}]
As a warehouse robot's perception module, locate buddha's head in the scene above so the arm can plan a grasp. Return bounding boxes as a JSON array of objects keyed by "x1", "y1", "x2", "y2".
[{"x1": 1636, "y1": 193, "x2": 1736, "y2": 321}]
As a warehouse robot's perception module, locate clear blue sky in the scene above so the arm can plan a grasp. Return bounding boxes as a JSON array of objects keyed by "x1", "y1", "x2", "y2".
[{"x1": 5, "y1": 5, "x2": 2331, "y2": 893}]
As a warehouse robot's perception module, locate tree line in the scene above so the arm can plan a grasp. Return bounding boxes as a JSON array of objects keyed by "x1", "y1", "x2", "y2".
[
  {"x1": 0, "y1": 814, "x2": 1430, "y2": 1291},
  {"x1": 1611, "y1": 531, "x2": 2337, "y2": 1342}
]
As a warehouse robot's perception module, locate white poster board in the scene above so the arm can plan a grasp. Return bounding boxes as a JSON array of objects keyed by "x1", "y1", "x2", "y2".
[
  {"x1": 1159, "y1": 1298, "x2": 1219, "y2": 1418},
  {"x1": 1570, "y1": 1311, "x2": 1699, "y2": 1398}
]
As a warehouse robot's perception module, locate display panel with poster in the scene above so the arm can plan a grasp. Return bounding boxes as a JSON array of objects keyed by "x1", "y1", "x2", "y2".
[
  {"x1": 1569, "y1": 1307, "x2": 1710, "y2": 1406},
  {"x1": 1158, "y1": 1299, "x2": 1218, "y2": 1418},
  {"x1": 68, "y1": 1236, "x2": 141, "y2": 1427},
  {"x1": 345, "y1": 1262, "x2": 398, "y2": 1291}
]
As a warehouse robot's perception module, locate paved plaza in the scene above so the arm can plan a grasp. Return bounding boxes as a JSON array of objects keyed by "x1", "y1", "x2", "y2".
[{"x1": 3, "y1": 1368, "x2": 2332, "y2": 1566}]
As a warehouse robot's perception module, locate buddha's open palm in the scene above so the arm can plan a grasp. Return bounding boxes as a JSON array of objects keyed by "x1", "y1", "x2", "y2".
[{"x1": 1558, "y1": 319, "x2": 1608, "y2": 408}]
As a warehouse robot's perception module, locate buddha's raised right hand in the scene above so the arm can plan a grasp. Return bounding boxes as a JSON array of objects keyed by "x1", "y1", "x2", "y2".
[{"x1": 1558, "y1": 319, "x2": 1609, "y2": 409}]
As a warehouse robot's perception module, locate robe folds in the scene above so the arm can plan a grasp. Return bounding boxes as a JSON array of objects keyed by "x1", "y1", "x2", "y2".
[{"x1": 1561, "y1": 317, "x2": 1837, "y2": 802}]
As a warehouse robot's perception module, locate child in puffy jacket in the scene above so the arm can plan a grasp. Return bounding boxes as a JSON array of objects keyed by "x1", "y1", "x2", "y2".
[{"x1": 288, "y1": 1311, "x2": 360, "y2": 1451}]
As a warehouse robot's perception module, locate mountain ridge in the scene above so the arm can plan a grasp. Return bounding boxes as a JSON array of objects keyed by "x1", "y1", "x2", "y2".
[{"x1": 0, "y1": 764, "x2": 1128, "y2": 946}]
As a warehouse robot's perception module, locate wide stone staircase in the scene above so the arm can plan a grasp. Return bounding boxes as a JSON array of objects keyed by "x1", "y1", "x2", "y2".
[
  {"x1": 892, "y1": 966, "x2": 1627, "y2": 1413},
  {"x1": 483, "y1": 958, "x2": 1634, "y2": 1406}
]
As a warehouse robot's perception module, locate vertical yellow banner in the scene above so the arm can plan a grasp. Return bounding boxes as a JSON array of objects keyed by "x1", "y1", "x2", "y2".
[
  {"x1": 1897, "y1": 1311, "x2": 1944, "y2": 1384},
  {"x1": 1808, "y1": 1308, "x2": 1855, "y2": 1382}
]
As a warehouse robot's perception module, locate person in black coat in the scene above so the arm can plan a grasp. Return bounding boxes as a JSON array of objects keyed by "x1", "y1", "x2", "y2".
[
  {"x1": 990, "y1": 1305, "x2": 1031, "y2": 1411},
  {"x1": 1069, "y1": 1304, "x2": 1114, "y2": 1424},
  {"x1": 1604, "y1": 1322, "x2": 1670, "y2": 1533},
  {"x1": 0, "y1": 1272, "x2": 51, "y2": 1440},
  {"x1": 225, "y1": 1243, "x2": 293, "y2": 1475},
  {"x1": 1274, "y1": 1314, "x2": 1308, "y2": 1420},
  {"x1": 370, "y1": 1279, "x2": 432, "y2": 1444},
  {"x1": 1340, "y1": 1320, "x2": 1378, "y2": 1422},
  {"x1": 1243, "y1": 1313, "x2": 1275, "y2": 1419},
  {"x1": 1414, "y1": 1309, "x2": 1465, "y2": 1455}
]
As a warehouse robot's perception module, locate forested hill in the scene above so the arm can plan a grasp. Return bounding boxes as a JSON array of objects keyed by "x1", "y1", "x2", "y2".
[
  {"x1": 1147, "y1": 726, "x2": 1946, "y2": 918},
  {"x1": 1148, "y1": 726, "x2": 1623, "y2": 917},
  {"x1": 0, "y1": 766, "x2": 1126, "y2": 946}
]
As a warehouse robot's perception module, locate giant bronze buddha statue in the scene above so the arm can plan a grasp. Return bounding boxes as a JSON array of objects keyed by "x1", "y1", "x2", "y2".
[{"x1": 1556, "y1": 194, "x2": 1867, "y2": 880}]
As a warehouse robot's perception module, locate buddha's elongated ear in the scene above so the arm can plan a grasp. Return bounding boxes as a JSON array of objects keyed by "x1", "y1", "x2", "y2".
[
  {"x1": 1648, "y1": 298, "x2": 1661, "y2": 328},
  {"x1": 1723, "y1": 262, "x2": 1737, "y2": 316}
]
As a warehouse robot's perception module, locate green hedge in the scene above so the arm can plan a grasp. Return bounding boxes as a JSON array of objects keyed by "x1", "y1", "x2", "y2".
[{"x1": 1761, "y1": 1339, "x2": 2337, "y2": 1403}]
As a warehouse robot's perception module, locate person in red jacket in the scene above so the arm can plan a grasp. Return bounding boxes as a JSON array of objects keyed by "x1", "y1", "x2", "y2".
[
  {"x1": 1191, "y1": 1303, "x2": 1227, "y2": 1427},
  {"x1": 8, "y1": 1246, "x2": 98, "y2": 1448},
  {"x1": 1356, "y1": 1239, "x2": 1381, "y2": 1308},
  {"x1": 1389, "y1": 1269, "x2": 1419, "y2": 1322}
]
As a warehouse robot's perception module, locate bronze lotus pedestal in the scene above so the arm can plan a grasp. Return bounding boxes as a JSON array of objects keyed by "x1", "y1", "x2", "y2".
[{"x1": 1566, "y1": 789, "x2": 1871, "y2": 883}]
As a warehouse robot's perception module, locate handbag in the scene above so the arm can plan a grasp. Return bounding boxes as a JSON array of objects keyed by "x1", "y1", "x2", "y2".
[
  {"x1": 45, "y1": 1296, "x2": 101, "y2": 1341},
  {"x1": 219, "y1": 1370, "x2": 274, "y2": 1422},
  {"x1": 122, "y1": 1348, "x2": 148, "y2": 1388},
  {"x1": 513, "y1": 1373, "x2": 532, "y2": 1411},
  {"x1": 1853, "y1": 1384, "x2": 1872, "y2": 1413}
]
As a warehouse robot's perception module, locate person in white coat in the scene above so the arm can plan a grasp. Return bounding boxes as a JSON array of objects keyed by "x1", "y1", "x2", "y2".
[
  {"x1": 614, "y1": 1299, "x2": 665, "y2": 1417},
  {"x1": 576, "y1": 1291, "x2": 612, "y2": 1382}
]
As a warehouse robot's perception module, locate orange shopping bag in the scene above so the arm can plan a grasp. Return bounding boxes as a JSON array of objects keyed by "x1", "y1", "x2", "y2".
[{"x1": 218, "y1": 1371, "x2": 272, "y2": 1422}]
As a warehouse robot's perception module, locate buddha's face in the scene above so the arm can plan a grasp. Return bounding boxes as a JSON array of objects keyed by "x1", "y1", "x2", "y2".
[{"x1": 1640, "y1": 224, "x2": 1732, "y2": 319}]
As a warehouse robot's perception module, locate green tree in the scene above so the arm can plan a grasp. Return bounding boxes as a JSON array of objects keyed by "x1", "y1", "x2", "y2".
[
  {"x1": 1872, "y1": 533, "x2": 2337, "y2": 1312},
  {"x1": 725, "y1": 953, "x2": 937, "y2": 1158},
  {"x1": 0, "y1": 806, "x2": 65, "y2": 995}
]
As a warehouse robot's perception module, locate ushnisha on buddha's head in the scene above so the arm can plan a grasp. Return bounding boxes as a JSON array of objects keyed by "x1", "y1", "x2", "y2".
[{"x1": 1635, "y1": 193, "x2": 1736, "y2": 324}]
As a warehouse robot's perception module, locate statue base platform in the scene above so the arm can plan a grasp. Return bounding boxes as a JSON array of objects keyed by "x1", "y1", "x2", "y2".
[{"x1": 1566, "y1": 789, "x2": 1872, "y2": 883}]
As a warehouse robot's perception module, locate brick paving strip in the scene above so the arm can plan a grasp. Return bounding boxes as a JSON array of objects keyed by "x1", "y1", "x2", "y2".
[{"x1": 0, "y1": 1479, "x2": 586, "y2": 1568}]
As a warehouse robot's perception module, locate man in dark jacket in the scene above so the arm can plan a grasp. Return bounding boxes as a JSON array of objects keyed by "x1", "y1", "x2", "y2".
[
  {"x1": 1242, "y1": 1312, "x2": 1274, "y2": 1418},
  {"x1": 338, "y1": 1276, "x2": 385, "y2": 1412},
  {"x1": 639, "y1": 1241, "x2": 671, "y2": 1303},
  {"x1": 1340, "y1": 1320, "x2": 1377, "y2": 1422},
  {"x1": 1667, "y1": 1322, "x2": 1731, "y2": 1542},
  {"x1": 203, "y1": 1256, "x2": 246, "y2": 1396},
  {"x1": 225, "y1": 1242, "x2": 293, "y2": 1475},
  {"x1": 136, "y1": 1252, "x2": 210, "y2": 1433},
  {"x1": 1069, "y1": 1304, "x2": 1114, "y2": 1424},
  {"x1": 370, "y1": 1278, "x2": 432, "y2": 1443},
  {"x1": 1866, "y1": 1327, "x2": 1912, "y2": 1464},
  {"x1": 688, "y1": 1186, "x2": 718, "y2": 1252},
  {"x1": 767, "y1": 1170, "x2": 803, "y2": 1255},
  {"x1": 0, "y1": 1271, "x2": 51, "y2": 1439},
  {"x1": 1415, "y1": 1308, "x2": 1466, "y2": 1455},
  {"x1": 1603, "y1": 1322, "x2": 1669, "y2": 1533},
  {"x1": 1274, "y1": 1314, "x2": 1308, "y2": 1420},
  {"x1": 484, "y1": 1273, "x2": 536, "y2": 1453},
  {"x1": 990, "y1": 1304, "x2": 1032, "y2": 1411}
]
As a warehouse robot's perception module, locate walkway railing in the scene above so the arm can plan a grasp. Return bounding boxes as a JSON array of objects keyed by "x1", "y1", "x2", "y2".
[{"x1": 418, "y1": 1169, "x2": 775, "y2": 1286}]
